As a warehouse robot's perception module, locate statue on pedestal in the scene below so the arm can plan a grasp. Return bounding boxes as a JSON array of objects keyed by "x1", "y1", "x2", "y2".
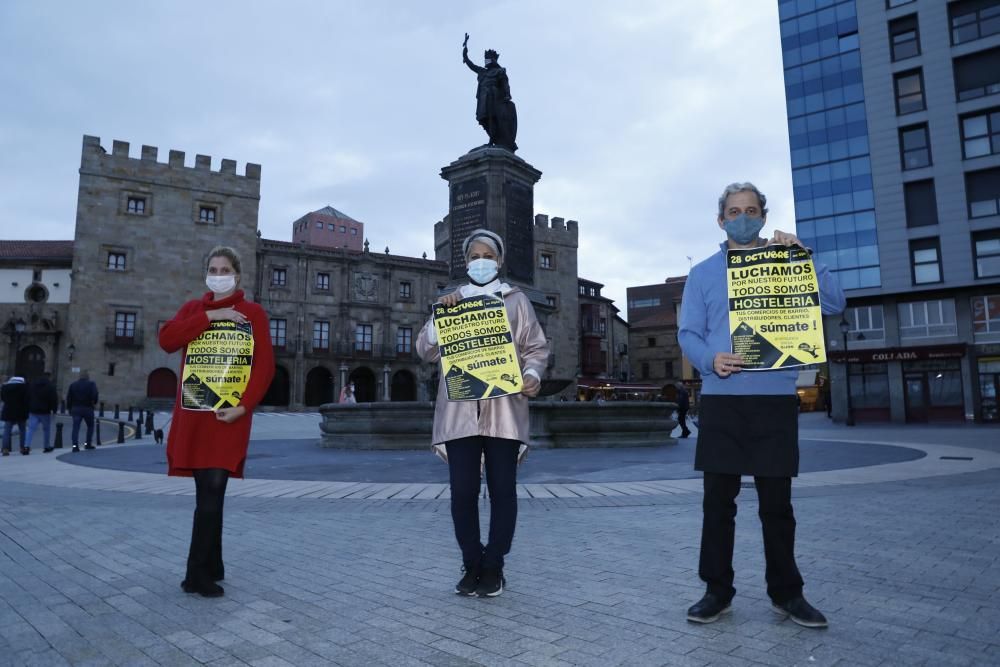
[{"x1": 462, "y1": 33, "x2": 518, "y2": 152}]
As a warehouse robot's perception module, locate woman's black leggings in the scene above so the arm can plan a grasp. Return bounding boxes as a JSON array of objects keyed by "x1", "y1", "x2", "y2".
[
  {"x1": 446, "y1": 436, "x2": 519, "y2": 569},
  {"x1": 193, "y1": 468, "x2": 229, "y2": 515}
]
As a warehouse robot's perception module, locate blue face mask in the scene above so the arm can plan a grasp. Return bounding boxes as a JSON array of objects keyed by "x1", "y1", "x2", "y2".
[
  {"x1": 467, "y1": 258, "x2": 499, "y2": 285},
  {"x1": 723, "y1": 214, "x2": 765, "y2": 245}
]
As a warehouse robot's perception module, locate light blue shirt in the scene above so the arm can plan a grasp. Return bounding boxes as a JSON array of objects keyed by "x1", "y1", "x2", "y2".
[{"x1": 679, "y1": 242, "x2": 846, "y2": 396}]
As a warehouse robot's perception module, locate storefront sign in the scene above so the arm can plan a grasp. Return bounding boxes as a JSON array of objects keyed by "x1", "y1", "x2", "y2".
[{"x1": 829, "y1": 343, "x2": 966, "y2": 364}]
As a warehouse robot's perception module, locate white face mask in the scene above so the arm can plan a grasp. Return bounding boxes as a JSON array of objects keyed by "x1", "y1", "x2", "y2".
[{"x1": 206, "y1": 275, "x2": 237, "y2": 294}]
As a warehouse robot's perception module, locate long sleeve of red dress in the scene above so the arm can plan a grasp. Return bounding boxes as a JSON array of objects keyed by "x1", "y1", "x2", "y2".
[{"x1": 161, "y1": 291, "x2": 275, "y2": 478}]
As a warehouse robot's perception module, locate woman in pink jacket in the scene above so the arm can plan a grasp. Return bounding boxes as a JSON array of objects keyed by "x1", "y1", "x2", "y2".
[{"x1": 416, "y1": 229, "x2": 549, "y2": 598}]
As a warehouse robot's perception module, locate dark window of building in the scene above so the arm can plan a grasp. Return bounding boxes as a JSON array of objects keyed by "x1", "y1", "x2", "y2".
[
  {"x1": 545, "y1": 295, "x2": 557, "y2": 307},
  {"x1": 398, "y1": 281, "x2": 412, "y2": 299},
  {"x1": 889, "y1": 14, "x2": 920, "y2": 61},
  {"x1": 589, "y1": 287, "x2": 597, "y2": 297},
  {"x1": 540, "y1": 253, "x2": 553, "y2": 269},
  {"x1": 397, "y1": 327, "x2": 412, "y2": 354},
  {"x1": 966, "y1": 167, "x2": 1000, "y2": 217},
  {"x1": 272, "y1": 268, "x2": 287, "y2": 286},
  {"x1": 665, "y1": 360, "x2": 674, "y2": 378},
  {"x1": 312, "y1": 321, "x2": 329, "y2": 350},
  {"x1": 315, "y1": 221, "x2": 323, "y2": 229},
  {"x1": 950, "y1": 0, "x2": 1000, "y2": 45},
  {"x1": 640, "y1": 362, "x2": 650, "y2": 380},
  {"x1": 316, "y1": 273, "x2": 330, "y2": 290},
  {"x1": 270, "y1": 319, "x2": 287, "y2": 347},
  {"x1": 971, "y1": 294, "x2": 1000, "y2": 340},
  {"x1": 32, "y1": 269, "x2": 41, "y2": 281},
  {"x1": 630, "y1": 297, "x2": 661, "y2": 308},
  {"x1": 974, "y1": 229, "x2": 1000, "y2": 277},
  {"x1": 107, "y1": 252, "x2": 126, "y2": 271},
  {"x1": 962, "y1": 107, "x2": 1000, "y2": 159},
  {"x1": 126, "y1": 197, "x2": 146, "y2": 214},
  {"x1": 115, "y1": 312, "x2": 136, "y2": 339},
  {"x1": 954, "y1": 47, "x2": 1000, "y2": 101},
  {"x1": 198, "y1": 206, "x2": 217, "y2": 223},
  {"x1": 328, "y1": 223, "x2": 335, "y2": 231},
  {"x1": 895, "y1": 69, "x2": 925, "y2": 114},
  {"x1": 904, "y1": 180, "x2": 939, "y2": 227},
  {"x1": 355, "y1": 324, "x2": 373, "y2": 352},
  {"x1": 339, "y1": 226, "x2": 346, "y2": 233},
  {"x1": 599, "y1": 318, "x2": 607, "y2": 334},
  {"x1": 579, "y1": 285, "x2": 586, "y2": 295},
  {"x1": 900, "y1": 124, "x2": 931, "y2": 169},
  {"x1": 647, "y1": 337, "x2": 656, "y2": 347},
  {"x1": 911, "y1": 237, "x2": 942, "y2": 284},
  {"x1": 108, "y1": 362, "x2": 115, "y2": 376},
  {"x1": 351, "y1": 227, "x2": 357, "y2": 235}
]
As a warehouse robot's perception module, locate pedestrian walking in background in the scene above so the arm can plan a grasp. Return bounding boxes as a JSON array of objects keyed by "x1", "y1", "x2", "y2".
[
  {"x1": 675, "y1": 383, "x2": 692, "y2": 438},
  {"x1": 1, "y1": 376, "x2": 28, "y2": 456},
  {"x1": 159, "y1": 246, "x2": 274, "y2": 598},
  {"x1": 417, "y1": 229, "x2": 549, "y2": 598},
  {"x1": 25, "y1": 372, "x2": 58, "y2": 454},
  {"x1": 67, "y1": 371, "x2": 99, "y2": 452},
  {"x1": 679, "y1": 182, "x2": 845, "y2": 628},
  {"x1": 339, "y1": 382, "x2": 357, "y2": 404}
]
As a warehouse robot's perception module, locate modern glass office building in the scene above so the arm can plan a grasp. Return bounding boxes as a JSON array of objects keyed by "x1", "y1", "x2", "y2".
[{"x1": 778, "y1": 0, "x2": 1000, "y2": 423}]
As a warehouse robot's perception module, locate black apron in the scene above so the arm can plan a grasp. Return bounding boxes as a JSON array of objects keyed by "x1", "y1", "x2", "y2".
[{"x1": 695, "y1": 394, "x2": 799, "y2": 477}]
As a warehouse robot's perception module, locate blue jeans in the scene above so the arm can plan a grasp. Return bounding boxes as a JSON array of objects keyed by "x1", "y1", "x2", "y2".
[
  {"x1": 2, "y1": 420, "x2": 26, "y2": 451},
  {"x1": 25, "y1": 413, "x2": 52, "y2": 449},
  {"x1": 71, "y1": 407, "x2": 95, "y2": 447}
]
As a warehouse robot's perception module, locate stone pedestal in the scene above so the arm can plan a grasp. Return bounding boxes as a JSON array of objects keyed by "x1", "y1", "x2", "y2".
[{"x1": 439, "y1": 147, "x2": 542, "y2": 283}]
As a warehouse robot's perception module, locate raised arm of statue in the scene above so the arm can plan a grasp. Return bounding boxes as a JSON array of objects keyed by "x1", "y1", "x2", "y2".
[{"x1": 462, "y1": 32, "x2": 485, "y2": 74}]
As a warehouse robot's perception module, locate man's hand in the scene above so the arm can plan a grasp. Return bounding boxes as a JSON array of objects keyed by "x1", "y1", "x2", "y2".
[
  {"x1": 713, "y1": 352, "x2": 744, "y2": 378},
  {"x1": 207, "y1": 308, "x2": 247, "y2": 325},
  {"x1": 439, "y1": 290, "x2": 462, "y2": 307},
  {"x1": 215, "y1": 406, "x2": 246, "y2": 423},
  {"x1": 768, "y1": 229, "x2": 803, "y2": 247},
  {"x1": 522, "y1": 374, "x2": 540, "y2": 397}
]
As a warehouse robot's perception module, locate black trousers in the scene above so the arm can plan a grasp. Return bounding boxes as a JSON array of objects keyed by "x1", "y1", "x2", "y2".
[
  {"x1": 187, "y1": 468, "x2": 229, "y2": 582},
  {"x1": 677, "y1": 409, "x2": 690, "y2": 435},
  {"x1": 446, "y1": 436, "x2": 519, "y2": 569},
  {"x1": 699, "y1": 472, "x2": 804, "y2": 604}
]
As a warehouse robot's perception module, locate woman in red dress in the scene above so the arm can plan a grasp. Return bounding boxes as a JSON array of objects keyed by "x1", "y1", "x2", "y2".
[{"x1": 159, "y1": 246, "x2": 274, "y2": 597}]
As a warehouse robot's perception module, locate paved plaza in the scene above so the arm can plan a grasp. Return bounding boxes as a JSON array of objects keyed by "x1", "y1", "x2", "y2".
[{"x1": 0, "y1": 412, "x2": 998, "y2": 666}]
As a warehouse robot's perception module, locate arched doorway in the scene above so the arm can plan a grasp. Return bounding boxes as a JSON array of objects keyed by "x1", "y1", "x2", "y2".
[
  {"x1": 147, "y1": 368, "x2": 177, "y2": 398},
  {"x1": 261, "y1": 365, "x2": 290, "y2": 407},
  {"x1": 391, "y1": 370, "x2": 417, "y2": 401},
  {"x1": 305, "y1": 366, "x2": 334, "y2": 407},
  {"x1": 16, "y1": 345, "x2": 45, "y2": 381},
  {"x1": 349, "y1": 366, "x2": 377, "y2": 402}
]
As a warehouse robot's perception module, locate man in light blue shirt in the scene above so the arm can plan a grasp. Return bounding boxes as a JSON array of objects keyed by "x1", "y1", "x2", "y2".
[{"x1": 679, "y1": 182, "x2": 845, "y2": 628}]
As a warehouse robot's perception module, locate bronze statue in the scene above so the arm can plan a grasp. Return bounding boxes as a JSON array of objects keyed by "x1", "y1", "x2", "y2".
[{"x1": 463, "y1": 33, "x2": 518, "y2": 152}]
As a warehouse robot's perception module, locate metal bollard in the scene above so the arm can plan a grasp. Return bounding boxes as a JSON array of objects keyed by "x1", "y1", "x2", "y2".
[
  {"x1": 117, "y1": 421, "x2": 125, "y2": 444},
  {"x1": 137, "y1": 412, "x2": 144, "y2": 427},
  {"x1": 135, "y1": 419, "x2": 142, "y2": 440},
  {"x1": 96, "y1": 419, "x2": 102, "y2": 445},
  {"x1": 99, "y1": 402, "x2": 105, "y2": 417},
  {"x1": 114, "y1": 404, "x2": 120, "y2": 419},
  {"x1": 128, "y1": 407, "x2": 134, "y2": 421},
  {"x1": 145, "y1": 411, "x2": 154, "y2": 435},
  {"x1": 54, "y1": 422, "x2": 64, "y2": 449}
]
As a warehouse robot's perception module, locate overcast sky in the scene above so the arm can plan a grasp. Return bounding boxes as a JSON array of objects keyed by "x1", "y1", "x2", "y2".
[{"x1": 0, "y1": 1, "x2": 792, "y2": 316}]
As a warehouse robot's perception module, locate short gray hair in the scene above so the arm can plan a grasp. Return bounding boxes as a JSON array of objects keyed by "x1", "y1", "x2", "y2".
[
  {"x1": 717, "y1": 182, "x2": 768, "y2": 219},
  {"x1": 462, "y1": 229, "x2": 505, "y2": 264}
]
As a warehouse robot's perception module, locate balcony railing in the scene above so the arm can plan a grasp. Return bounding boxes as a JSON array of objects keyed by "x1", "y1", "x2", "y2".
[
  {"x1": 105, "y1": 328, "x2": 143, "y2": 348},
  {"x1": 303, "y1": 341, "x2": 419, "y2": 361}
]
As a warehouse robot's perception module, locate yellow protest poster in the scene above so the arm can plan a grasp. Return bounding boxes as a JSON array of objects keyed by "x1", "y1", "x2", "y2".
[
  {"x1": 726, "y1": 245, "x2": 826, "y2": 370},
  {"x1": 433, "y1": 295, "x2": 523, "y2": 401},
  {"x1": 181, "y1": 320, "x2": 254, "y2": 410}
]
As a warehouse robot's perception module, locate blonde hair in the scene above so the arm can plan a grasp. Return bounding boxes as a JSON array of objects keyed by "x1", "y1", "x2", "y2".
[{"x1": 206, "y1": 246, "x2": 242, "y2": 274}]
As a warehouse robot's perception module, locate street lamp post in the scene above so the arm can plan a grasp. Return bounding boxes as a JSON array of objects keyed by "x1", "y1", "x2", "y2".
[{"x1": 839, "y1": 316, "x2": 855, "y2": 427}]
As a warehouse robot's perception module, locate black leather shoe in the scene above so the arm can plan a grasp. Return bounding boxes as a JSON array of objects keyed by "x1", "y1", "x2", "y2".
[
  {"x1": 687, "y1": 593, "x2": 732, "y2": 623},
  {"x1": 772, "y1": 596, "x2": 828, "y2": 628},
  {"x1": 455, "y1": 562, "x2": 480, "y2": 596}
]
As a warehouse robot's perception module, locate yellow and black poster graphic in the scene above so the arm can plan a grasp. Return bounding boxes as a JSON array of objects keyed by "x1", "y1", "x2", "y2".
[
  {"x1": 181, "y1": 320, "x2": 254, "y2": 410},
  {"x1": 726, "y1": 245, "x2": 826, "y2": 370},
  {"x1": 433, "y1": 295, "x2": 523, "y2": 401}
]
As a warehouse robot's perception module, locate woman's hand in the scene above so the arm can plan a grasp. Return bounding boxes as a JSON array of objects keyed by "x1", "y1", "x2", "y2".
[
  {"x1": 215, "y1": 406, "x2": 247, "y2": 423},
  {"x1": 207, "y1": 308, "x2": 247, "y2": 325},
  {"x1": 768, "y1": 229, "x2": 804, "y2": 247},
  {"x1": 439, "y1": 290, "x2": 462, "y2": 307},
  {"x1": 522, "y1": 374, "x2": 540, "y2": 397}
]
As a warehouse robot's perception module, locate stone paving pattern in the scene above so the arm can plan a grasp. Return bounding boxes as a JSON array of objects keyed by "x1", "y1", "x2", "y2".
[{"x1": 0, "y1": 414, "x2": 998, "y2": 666}]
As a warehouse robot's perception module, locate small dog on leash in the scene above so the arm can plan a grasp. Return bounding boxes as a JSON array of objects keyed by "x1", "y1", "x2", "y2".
[{"x1": 154, "y1": 428, "x2": 164, "y2": 445}]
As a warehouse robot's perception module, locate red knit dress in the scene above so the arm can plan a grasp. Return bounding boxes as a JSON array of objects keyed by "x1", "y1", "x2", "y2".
[{"x1": 159, "y1": 290, "x2": 275, "y2": 478}]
